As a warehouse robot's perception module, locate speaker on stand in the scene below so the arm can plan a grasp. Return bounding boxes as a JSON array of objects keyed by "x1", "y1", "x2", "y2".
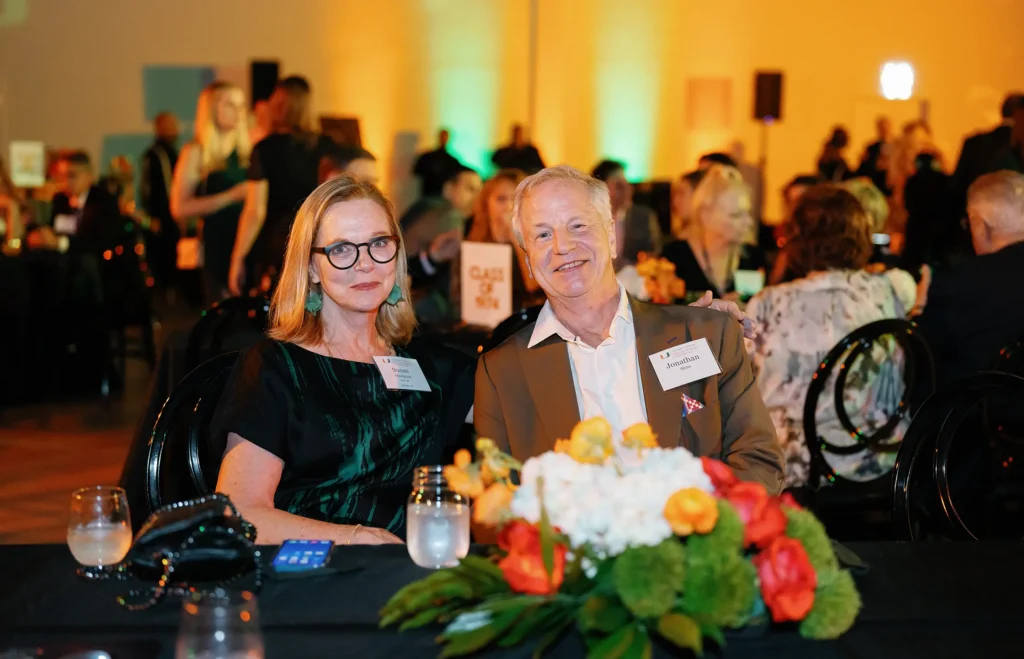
[{"x1": 753, "y1": 71, "x2": 783, "y2": 224}]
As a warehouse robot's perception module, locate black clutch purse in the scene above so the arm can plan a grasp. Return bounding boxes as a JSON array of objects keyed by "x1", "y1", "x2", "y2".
[{"x1": 118, "y1": 493, "x2": 262, "y2": 610}]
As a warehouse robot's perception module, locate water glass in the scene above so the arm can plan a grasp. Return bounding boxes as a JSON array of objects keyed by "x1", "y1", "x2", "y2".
[
  {"x1": 68, "y1": 486, "x2": 132, "y2": 578},
  {"x1": 406, "y1": 465, "x2": 470, "y2": 569},
  {"x1": 175, "y1": 589, "x2": 264, "y2": 659}
]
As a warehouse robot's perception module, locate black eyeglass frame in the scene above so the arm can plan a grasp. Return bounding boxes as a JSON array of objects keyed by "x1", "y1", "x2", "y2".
[{"x1": 312, "y1": 235, "x2": 400, "y2": 270}]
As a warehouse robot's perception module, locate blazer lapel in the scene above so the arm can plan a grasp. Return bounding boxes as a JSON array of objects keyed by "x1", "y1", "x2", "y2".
[
  {"x1": 632, "y1": 298, "x2": 717, "y2": 451},
  {"x1": 518, "y1": 335, "x2": 580, "y2": 454}
]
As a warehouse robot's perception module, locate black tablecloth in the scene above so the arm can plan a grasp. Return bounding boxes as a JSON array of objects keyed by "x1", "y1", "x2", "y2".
[{"x1": 1, "y1": 542, "x2": 1023, "y2": 658}]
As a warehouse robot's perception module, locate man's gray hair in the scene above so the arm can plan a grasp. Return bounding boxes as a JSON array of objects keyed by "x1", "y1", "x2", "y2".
[
  {"x1": 968, "y1": 170, "x2": 1024, "y2": 235},
  {"x1": 510, "y1": 164, "x2": 614, "y2": 249}
]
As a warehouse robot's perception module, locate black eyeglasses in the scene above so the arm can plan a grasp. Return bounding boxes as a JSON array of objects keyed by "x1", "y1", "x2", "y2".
[{"x1": 312, "y1": 235, "x2": 399, "y2": 270}]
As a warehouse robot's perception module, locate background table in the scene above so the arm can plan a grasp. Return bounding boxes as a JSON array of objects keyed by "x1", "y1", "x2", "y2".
[{"x1": 1, "y1": 542, "x2": 1023, "y2": 658}]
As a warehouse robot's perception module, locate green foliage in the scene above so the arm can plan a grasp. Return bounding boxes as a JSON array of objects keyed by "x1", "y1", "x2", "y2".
[
  {"x1": 579, "y1": 596, "x2": 631, "y2": 634},
  {"x1": 681, "y1": 547, "x2": 757, "y2": 628},
  {"x1": 656, "y1": 612, "x2": 703, "y2": 655},
  {"x1": 379, "y1": 555, "x2": 509, "y2": 629},
  {"x1": 537, "y1": 476, "x2": 557, "y2": 590},
  {"x1": 587, "y1": 622, "x2": 652, "y2": 659},
  {"x1": 613, "y1": 540, "x2": 687, "y2": 619},
  {"x1": 799, "y1": 569, "x2": 862, "y2": 640},
  {"x1": 784, "y1": 508, "x2": 838, "y2": 573},
  {"x1": 689, "y1": 500, "x2": 745, "y2": 556}
]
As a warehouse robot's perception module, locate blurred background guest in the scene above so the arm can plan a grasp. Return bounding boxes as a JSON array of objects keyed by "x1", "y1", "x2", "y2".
[
  {"x1": 141, "y1": 111, "x2": 181, "y2": 291},
  {"x1": 887, "y1": 120, "x2": 942, "y2": 234},
  {"x1": 662, "y1": 164, "x2": 763, "y2": 300},
  {"x1": 214, "y1": 176, "x2": 473, "y2": 544},
  {"x1": 768, "y1": 174, "x2": 824, "y2": 286},
  {"x1": 817, "y1": 126, "x2": 853, "y2": 182},
  {"x1": 319, "y1": 144, "x2": 379, "y2": 186},
  {"x1": 455, "y1": 169, "x2": 542, "y2": 313},
  {"x1": 412, "y1": 128, "x2": 462, "y2": 197},
  {"x1": 26, "y1": 151, "x2": 121, "y2": 256},
  {"x1": 842, "y1": 177, "x2": 893, "y2": 267},
  {"x1": 591, "y1": 159, "x2": 662, "y2": 271},
  {"x1": 916, "y1": 171, "x2": 1024, "y2": 386},
  {"x1": 0, "y1": 154, "x2": 27, "y2": 247},
  {"x1": 669, "y1": 170, "x2": 705, "y2": 243},
  {"x1": 170, "y1": 81, "x2": 252, "y2": 304},
  {"x1": 229, "y1": 75, "x2": 334, "y2": 296},
  {"x1": 745, "y1": 185, "x2": 916, "y2": 488},
  {"x1": 697, "y1": 152, "x2": 738, "y2": 170},
  {"x1": 856, "y1": 116, "x2": 893, "y2": 195},
  {"x1": 950, "y1": 93, "x2": 1024, "y2": 217},
  {"x1": 491, "y1": 123, "x2": 545, "y2": 174}
]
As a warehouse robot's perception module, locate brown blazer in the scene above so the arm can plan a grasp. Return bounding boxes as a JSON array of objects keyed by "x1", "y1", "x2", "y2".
[{"x1": 474, "y1": 297, "x2": 784, "y2": 494}]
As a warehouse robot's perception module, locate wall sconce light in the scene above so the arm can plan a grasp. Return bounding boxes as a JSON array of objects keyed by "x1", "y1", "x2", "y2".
[{"x1": 880, "y1": 61, "x2": 914, "y2": 101}]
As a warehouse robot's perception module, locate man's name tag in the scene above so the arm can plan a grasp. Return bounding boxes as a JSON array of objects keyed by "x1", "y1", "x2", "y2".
[
  {"x1": 53, "y1": 214, "x2": 78, "y2": 235},
  {"x1": 373, "y1": 356, "x2": 431, "y2": 392},
  {"x1": 648, "y1": 338, "x2": 723, "y2": 391}
]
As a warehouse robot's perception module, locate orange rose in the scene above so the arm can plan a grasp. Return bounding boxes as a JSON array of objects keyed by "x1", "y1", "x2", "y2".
[
  {"x1": 663, "y1": 487, "x2": 719, "y2": 536},
  {"x1": 443, "y1": 465, "x2": 484, "y2": 499},
  {"x1": 753, "y1": 537, "x2": 817, "y2": 623},
  {"x1": 725, "y1": 481, "x2": 787, "y2": 549},
  {"x1": 473, "y1": 482, "x2": 515, "y2": 526},
  {"x1": 553, "y1": 438, "x2": 571, "y2": 454},
  {"x1": 453, "y1": 449, "x2": 473, "y2": 468},
  {"x1": 701, "y1": 457, "x2": 739, "y2": 493},
  {"x1": 497, "y1": 521, "x2": 567, "y2": 595}
]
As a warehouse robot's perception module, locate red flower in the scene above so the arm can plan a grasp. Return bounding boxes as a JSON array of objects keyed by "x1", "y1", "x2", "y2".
[
  {"x1": 701, "y1": 457, "x2": 739, "y2": 493},
  {"x1": 779, "y1": 492, "x2": 803, "y2": 510},
  {"x1": 496, "y1": 520, "x2": 566, "y2": 595},
  {"x1": 725, "y1": 482, "x2": 787, "y2": 549},
  {"x1": 753, "y1": 537, "x2": 818, "y2": 623}
]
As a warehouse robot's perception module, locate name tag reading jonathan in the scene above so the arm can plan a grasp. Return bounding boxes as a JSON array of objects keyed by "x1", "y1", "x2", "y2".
[
  {"x1": 648, "y1": 338, "x2": 723, "y2": 391},
  {"x1": 373, "y1": 356, "x2": 431, "y2": 392}
]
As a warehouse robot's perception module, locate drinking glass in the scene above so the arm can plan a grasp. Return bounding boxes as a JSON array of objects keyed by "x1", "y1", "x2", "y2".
[
  {"x1": 67, "y1": 486, "x2": 132, "y2": 579},
  {"x1": 175, "y1": 589, "x2": 264, "y2": 659},
  {"x1": 406, "y1": 465, "x2": 470, "y2": 569}
]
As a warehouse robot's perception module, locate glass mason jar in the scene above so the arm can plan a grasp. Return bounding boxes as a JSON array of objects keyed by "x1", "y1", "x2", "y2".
[{"x1": 406, "y1": 465, "x2": 470, "y2": 569}]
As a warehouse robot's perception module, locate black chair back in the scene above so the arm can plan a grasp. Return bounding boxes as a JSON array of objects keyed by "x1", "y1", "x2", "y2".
[
  {"x1": 994, "y1": 334, "x2": 1024, "y2": 376},
  {"x1": 802, "y1": 319, "x2": 935, "y2": 489},
  {"x1": 184, "y1": 296, "x2": 270, "y2": 372},
  {"x1": 482, "y1": 305, "x2": 543, "y2": 354},
  {"x1": 145, "y1": 352, "x2": 239, "y2": 514},
  {"x1": 893, "y1": 371, "x2": 1024, "y2": 540}
]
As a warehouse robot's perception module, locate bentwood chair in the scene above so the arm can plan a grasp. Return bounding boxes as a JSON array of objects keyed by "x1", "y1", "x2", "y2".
[
  {"x1": 893, "y1": 372, "x2": 1024, "y2": 541},
  {"x1": 799, "y1": 319, "x2": 935, "y2": 538},
  {"x1": 183, "y1": 296, "x2": 270, "y2": 372},
  {"x1": 144, "y1": 352, "x2": 239, "y2": 516}
]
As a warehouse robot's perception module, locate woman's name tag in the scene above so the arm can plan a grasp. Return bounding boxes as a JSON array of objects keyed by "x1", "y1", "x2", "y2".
[
  {"x1": 648, "y1": 338, "x2": 722, "y2": 391},
  {"x1": 373, "y1": 356, "x2": 431, "y2": 392}
]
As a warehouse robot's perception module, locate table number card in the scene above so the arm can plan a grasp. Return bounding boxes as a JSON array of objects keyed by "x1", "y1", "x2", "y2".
[{"x1": 460, "y1": 241, "x2": 513, "y2": 329}]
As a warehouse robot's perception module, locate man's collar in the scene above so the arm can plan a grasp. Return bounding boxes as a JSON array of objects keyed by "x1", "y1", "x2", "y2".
[{"x1": 528, "y1": 281, "x2": 632, "y2": 348}]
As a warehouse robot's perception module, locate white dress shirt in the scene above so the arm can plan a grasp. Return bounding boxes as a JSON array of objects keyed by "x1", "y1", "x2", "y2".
[{"x1": 528, "y1": 283, "x2": 648, "y2": 460}]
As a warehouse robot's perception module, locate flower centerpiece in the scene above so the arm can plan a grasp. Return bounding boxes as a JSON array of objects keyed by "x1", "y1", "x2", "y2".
[{"x1": 380, "y1": 418, "x2": 861, "y2": 657}]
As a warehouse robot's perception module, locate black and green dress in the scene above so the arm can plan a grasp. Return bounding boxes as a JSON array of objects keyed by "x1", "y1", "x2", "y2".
[
  {"x1": 200, "y1": 149, "x2": 245, "y2": 303},
  {"x1": 214, "y1": 339, "x2": 475, "y2": 538}
]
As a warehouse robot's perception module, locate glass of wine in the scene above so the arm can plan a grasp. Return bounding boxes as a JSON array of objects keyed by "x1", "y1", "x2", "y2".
[
  {"x1": 67, "y1": 485, "x2": 132, "y2": 579},
  {"x1": 175, "y1": 589, "x2": 264, "y2": 659},
  {"x1": 406, "y1": 465, "x2": 470, "y2": 569}
]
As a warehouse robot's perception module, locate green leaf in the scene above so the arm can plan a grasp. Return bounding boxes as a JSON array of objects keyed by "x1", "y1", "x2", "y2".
[
  {"x1": 537, "y1": 475, "x2": 556, "y2": 591},
  {"x1": 532, "y1": 613, "x2": 575, "y2": 658},
  {"x1": 622, "y1": 626, "x2": 652, "y2": 659},
  {"x1": 500, "y1": 599, "x2": 575, "y2": 648},
  {"x1": 458, "y1": 554, "x2": 505, "y2": 581},
  {"x1": 579, "y1": 596, "x2": 632, "y2": 634},
  {"x1": 586, "y1": 623, "x2": 636, "y2": 659},
  {"x1": 439, "y1": 607, "x2": 525, "y2": 658},
  {"x1": 397, "y1": 606, "x2": 445, "y2": 631},
  {"x1": 656, "y1": 613, "x2": 703, "y2": 655},
  {"x1": 700, "y1": 622, "x2": 726, "y2": 648}
]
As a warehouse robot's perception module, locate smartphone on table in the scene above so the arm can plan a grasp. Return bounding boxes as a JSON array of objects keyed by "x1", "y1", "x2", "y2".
[{"x1": 271, "y1": 539, "x2": 334, "y2": 572}]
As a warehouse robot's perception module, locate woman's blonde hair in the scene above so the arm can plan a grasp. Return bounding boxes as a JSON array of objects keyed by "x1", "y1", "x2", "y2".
[
  {"x1": 690, "y1": 164, "x2": 749, "y2": 219},
  {"x1": 466, "y1": 169, "x2": 526, "y2": 243},
  {"x1": 268, "y1": 176, "x2": 417, "y2": 347},
  {"x1": 843, "y1": 177, "x2": 889, "y2": 233},
  {"x1": 194, "y1": 81, "x2": 252, "y2": 176}
]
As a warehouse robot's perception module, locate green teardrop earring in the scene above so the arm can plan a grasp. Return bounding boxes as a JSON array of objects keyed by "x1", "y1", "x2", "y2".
[
  {"x1": 385, "y1": 283, "x2": 403, "y2": 306},
  {"x1": 305, "y1": 288, "x2": 323, "y2": 314}
]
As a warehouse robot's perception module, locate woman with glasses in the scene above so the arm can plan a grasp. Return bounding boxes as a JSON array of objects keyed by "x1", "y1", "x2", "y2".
[{"x1": 213, "y1": 175, "x2": 475, "y2": 545}]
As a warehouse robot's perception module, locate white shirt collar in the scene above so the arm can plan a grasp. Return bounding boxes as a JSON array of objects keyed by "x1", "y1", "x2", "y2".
[{"x1": 528, "y1": 281, "x2": 633, "y2": 348}]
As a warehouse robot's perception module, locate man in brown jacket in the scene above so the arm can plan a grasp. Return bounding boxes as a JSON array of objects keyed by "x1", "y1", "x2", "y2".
[{"x1": 474, "y1": 165, "x2": 784, "y2": 494}]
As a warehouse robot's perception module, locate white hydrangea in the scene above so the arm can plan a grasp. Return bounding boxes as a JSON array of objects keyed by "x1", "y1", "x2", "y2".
[{"x1": 509, "y1": 447, "x2": 713, "y2": 557}]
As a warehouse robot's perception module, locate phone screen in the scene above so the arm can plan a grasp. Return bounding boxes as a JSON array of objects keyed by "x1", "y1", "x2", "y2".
[{"x1": 272, "y1": 539, "x2": 334, "y2": 571}]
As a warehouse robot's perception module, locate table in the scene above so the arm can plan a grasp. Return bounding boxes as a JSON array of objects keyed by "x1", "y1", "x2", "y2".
[{"x1": 1, "y1": 542, "x2": 1023, "y2": 658}]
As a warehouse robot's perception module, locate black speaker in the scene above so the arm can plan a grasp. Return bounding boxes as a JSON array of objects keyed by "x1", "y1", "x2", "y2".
[
  {"x1": 250, "y1": 60, "x2": 280, "y2": 107},
  {"x1": 753, "y1": 72, "x2": 783, "y2": 121}
]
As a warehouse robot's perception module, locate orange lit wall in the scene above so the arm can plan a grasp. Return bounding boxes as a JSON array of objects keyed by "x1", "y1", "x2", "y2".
[{"x1": 2, "y1": 0, "x2": 1023, "y2": 219}]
